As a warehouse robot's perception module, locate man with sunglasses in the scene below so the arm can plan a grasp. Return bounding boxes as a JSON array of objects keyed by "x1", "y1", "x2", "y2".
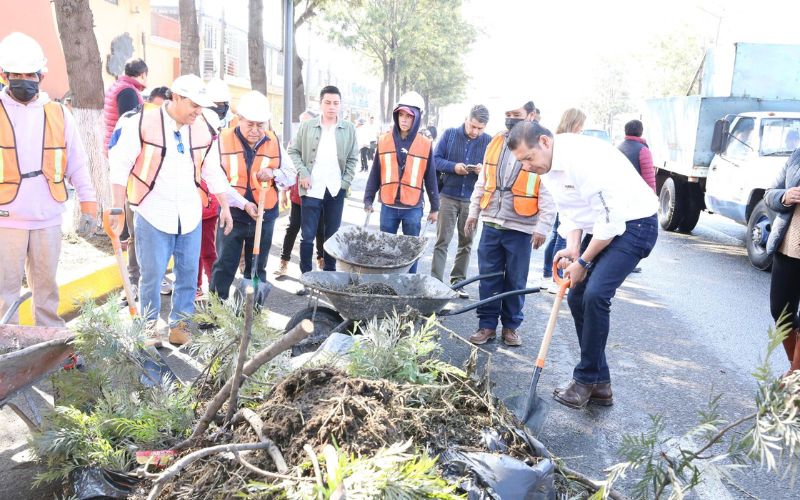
[{"x1": 108, "y1": 75, "x2": 250, "y2": 346}]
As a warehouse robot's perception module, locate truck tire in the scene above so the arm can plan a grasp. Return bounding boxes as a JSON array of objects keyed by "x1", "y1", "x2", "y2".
[
  {"x1": 745, "y1": 200, "x2": 774, "y2": 271},
  {"x1": 677, "y1": 184, "x2": 703, "y2": 233},
  {"x1": 658, "y1": 177, "x2": 686, "y2": 231}
]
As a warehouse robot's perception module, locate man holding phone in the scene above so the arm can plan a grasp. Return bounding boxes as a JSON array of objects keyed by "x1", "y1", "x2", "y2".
[{"x1": 431, "y1": 105, "x2": 492, "y2": 297}]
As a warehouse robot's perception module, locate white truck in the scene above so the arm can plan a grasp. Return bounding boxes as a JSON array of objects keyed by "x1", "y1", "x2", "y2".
[{"x1": 645, "y1": 43, "x2": 800, "y2": 270}]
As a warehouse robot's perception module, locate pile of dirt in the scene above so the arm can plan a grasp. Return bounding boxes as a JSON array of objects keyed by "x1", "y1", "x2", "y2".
[
  {"x1": 157, "y1": 367, "x2": 536, "y2": 498},
  {"x1": 329, "y1": 282, "x2": 399, "y2": 296}
]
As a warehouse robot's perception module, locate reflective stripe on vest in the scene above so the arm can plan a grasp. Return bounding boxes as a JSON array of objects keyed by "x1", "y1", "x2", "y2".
[
  {"x1": 377, "y1": 132, "x2": 432, "y2": 206},
  {"x1": 479, "y1": 133, "x2": 540, "y2": 217},
  {"x1": 127, "y1": 106, "x2": 213, "y2": 207},
  {"x1": 0, "y1": 101, "x2": 68, "y2": 205},
  {"x1": 218, "y1": 128, "x2": 281, "y2": 209}
]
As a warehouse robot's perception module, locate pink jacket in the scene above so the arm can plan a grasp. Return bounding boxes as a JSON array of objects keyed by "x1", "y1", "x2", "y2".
[
  {"x1": 0, "y1": 91, "x2": 96, "y2": 230},
  {"x1": 102, "y1": 75, "x2": 144, "y2": 154}
]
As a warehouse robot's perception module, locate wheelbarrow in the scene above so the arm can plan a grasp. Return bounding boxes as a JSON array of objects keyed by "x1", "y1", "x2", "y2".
[
  {"x1": 323, "y1": 225, "x2": 429, "y2": 274},
  {"x1": 0, "y1": 292, "x2": 75, "y2": 431},
  {"x1": 284, "y1": 271, "x2": 541, "y2": 355}
]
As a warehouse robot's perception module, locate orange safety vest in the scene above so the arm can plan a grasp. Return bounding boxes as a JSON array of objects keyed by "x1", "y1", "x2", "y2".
[
  {"x1": 127, "y1": 106, "x2": 213, "y2": 207},
  {"x1": 218, "y1": 127, "x2": 281, "y2": 209},
  {"x1": 377, "y1": 132, "x2": 432, "y2": 206},
  {"x1": 0, "y1": 101, "x2": 69, "y2": 205},
  {"x1": 479, "y1": 133, "x2": 540, "y2": 217}
]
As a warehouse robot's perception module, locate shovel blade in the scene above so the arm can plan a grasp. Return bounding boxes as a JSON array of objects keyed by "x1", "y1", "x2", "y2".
[
  {"x1": 233, "y1": 279, "x2": 273, "y2": 307},
  {"x1": 501, "y1": 393, "x2": 550, "y2": 437}
]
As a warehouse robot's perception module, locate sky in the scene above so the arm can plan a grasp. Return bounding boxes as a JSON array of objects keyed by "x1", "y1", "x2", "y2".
[{"x1": 448, "y1": 0, "x2": 800, "y2": 132}]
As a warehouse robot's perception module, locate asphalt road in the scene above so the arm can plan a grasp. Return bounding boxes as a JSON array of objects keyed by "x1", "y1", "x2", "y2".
[{"x1": 1, "y1": 169, "x2": 792, "y2": 499}]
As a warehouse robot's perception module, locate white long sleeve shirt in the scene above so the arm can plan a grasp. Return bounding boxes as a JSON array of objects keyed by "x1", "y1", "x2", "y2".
[
  {"x1": 541, "y1": 133, "x2": 658, "y2": 241},
  {"x1": 109, "y1": 104, "x2": 247, "y2": 234},
  {"x1": 307, "y1": 124, "x2": 342, "y2": 199}
]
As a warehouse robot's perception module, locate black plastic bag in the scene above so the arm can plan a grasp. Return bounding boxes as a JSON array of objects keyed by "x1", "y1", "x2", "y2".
[
  {"x1": 71, "y1": 467, "x2": 141, "y2": 499},
  {"x1": 441, "y1": 450, "x2": 555, "y2": 500}
]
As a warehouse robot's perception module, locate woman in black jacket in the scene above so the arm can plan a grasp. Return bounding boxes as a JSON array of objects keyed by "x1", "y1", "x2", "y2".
[{"x1": 764, "y1": 149, "x2": 800, "y2": 374}]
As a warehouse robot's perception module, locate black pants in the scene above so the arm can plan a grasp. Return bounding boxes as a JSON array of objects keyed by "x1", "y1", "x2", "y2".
[
  {"x1": 280, "y1": 201, "x2": 324, "y2": 262},
  {"x1": 360, "y1": 147, "x2": 370, "y2": 171},
  {"x1": 210, "y1": 206, "x2": 278, "y2": 300},
  {"x1": 770, "y1": 251, "x2": 800, "y2": 329}
]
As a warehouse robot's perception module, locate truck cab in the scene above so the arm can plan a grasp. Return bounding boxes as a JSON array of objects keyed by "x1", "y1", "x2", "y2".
[{"x1": 707, "y1": 112, "x2": 800, "y2": 268}]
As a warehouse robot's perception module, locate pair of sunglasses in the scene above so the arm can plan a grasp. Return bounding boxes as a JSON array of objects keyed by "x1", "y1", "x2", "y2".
[{"x1": 174, "y1": 131, "x2": 185, "y2": 155}]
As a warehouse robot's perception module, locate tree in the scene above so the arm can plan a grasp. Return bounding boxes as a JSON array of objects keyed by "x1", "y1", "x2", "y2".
[
  {"x1": 248, "y1": 0, "x2": 267, "y2": 94},
  {"x1": 641, "y1": 24, "x2": 710, "y2": 98},
  {"x1": 52, "y1": 0, "x2": 110, "y2": 218},
  {"x1": 325, "y1": 0, "x2": 474, "y2": 123},
  {"x1": 581, "y1": 58, "x2": 635, "y2": 134},
  {"x1": 179, "y1": 0, "x2": 200, "y2": 75}
]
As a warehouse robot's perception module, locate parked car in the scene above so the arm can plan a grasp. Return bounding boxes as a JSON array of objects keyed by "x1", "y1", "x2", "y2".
[{"x1": 581, "y1": 128, "x2": 611, "y2": 142}]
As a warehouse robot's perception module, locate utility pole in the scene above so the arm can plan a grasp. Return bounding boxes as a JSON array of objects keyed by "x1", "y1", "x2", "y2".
[{"x1": 282, "y1": 0, "x2": 294, "y2": 146}]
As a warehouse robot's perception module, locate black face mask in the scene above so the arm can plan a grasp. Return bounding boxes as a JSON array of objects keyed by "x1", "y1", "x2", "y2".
[
  {"x1": 8, "y1": 79, "x2": 39, "y2": 103},
  {"x1": 212, "y1": 103, "x2": 229, "y2": 120},
  {"x1": 505, "y1": 117, "x2": 524, "y2": 131}
]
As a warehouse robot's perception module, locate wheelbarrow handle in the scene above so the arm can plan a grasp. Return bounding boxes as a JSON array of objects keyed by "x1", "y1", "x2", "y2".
[
  {"x1": 439, "y1": 287, "x2": 541, "y2": 317},
  {"x1": 450, "y1": 271, "x2": 505, "y2": 291},
  {"x1": 0, "y1": 291, "x2": 32, "y2": 325}
]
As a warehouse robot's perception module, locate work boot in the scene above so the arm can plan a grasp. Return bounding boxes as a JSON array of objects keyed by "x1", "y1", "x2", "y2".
[
  {"x1": 469, "y1": 328, "x2": 496, "y2": 345},
  {"x1": 274, "y1": 259, "x2": 289, "y2": 277},
  {"x1": 169, "y1": 322, "x2": 192, "y2": 346},
  {"x1": 553, "y1": 379, "x2": 594, "y2": 409},
  {"x1": 589, "y1": 382, "x2": 614, "y2": 406},
  {"x1": 501, "y1": 327, "x2": 521, "y2": 347}
]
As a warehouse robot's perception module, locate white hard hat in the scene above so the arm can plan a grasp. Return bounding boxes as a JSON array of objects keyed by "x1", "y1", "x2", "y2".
[
  {"x1": 394, "y1": 91, "x2": 425, "y2": 115},
  {"x1": 0, "y1": 32, "x2": 48, "y2": 74},
  {"x1": 206, "y1": 77, "x2": 231, "y2": 103},
  {"x1": 500, "y1": 97, "x2": 534, "y2": 114},
  {"x1": 236, "y1": 91, "x2": 271, "y2": 122},
  {"x1": 171, "y1": 74, "x2": 213, "y2": 107}
]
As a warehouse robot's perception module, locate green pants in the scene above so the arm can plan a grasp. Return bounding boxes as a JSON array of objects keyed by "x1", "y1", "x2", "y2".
[{"x1": 431, "y1": 196, "x2": 474, "y2": 283}]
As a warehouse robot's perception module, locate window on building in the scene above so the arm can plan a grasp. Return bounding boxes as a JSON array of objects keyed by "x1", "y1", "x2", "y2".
[
  {"x1": 224, "y1": 30, "x2": 249, "y2": 79},
  {"x1": 202, "y1": 23, "x2": 219, "y2": 78},
  {"x1": 276, "y1": 50, "x2": 284, "y2": 77}
]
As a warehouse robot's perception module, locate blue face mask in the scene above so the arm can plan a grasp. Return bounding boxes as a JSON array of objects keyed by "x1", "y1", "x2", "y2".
[{"x1": 8, "y1": 79, "x2": 39, "y2": 103}]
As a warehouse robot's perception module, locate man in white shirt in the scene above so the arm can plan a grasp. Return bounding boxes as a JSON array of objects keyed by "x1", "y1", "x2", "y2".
[
  {"x1": 288, "y1": 86, "x2": 359, "y2": 292},
  {"x1": 108, "y1": 75, "x2": 249, "y2": 345},
  {"x1": 508, "y1": 121, "x2": 658, "y2": 409}
]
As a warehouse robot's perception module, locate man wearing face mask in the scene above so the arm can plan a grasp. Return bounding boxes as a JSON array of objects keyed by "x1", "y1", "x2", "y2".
[
  {"x1": 203, "y1": 78, "x2": 233, "y2": 132},
  {"x1": 0, "y1": 32, "x2": 97, "y2": 326},
  {"x1": 463, "y1": 99, "x2": 555, "y2": 347}
]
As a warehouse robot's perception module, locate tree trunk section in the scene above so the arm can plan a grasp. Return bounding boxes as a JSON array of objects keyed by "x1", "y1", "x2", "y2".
[
  {"x1": 248, "y1": 0, "x2": 267, "y2": 94},
  {"x1": 53, "y1": 0, "x2": 104, "y2": 110},
  {"x1": 52, "y1": 0, "x2": 111, "y2": 222},
  {"x1": 386, "y1": 58, "x2": 396, "y2": 122},
  {"x1": 291, "y1": 37, "x2": 305, "y2": 122},
  {"x1": 379, "y1": 65, "x2": 388, "y2": 124},
  {"x1": 179, "y1": 0, "x2": 200, "y2": 75}
]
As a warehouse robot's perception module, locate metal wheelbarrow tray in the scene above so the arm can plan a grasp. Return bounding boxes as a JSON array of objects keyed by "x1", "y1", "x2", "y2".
[
  {"x1": 300, "y1": 271, "x2": 457, "y2": 321},
  {"x1": 323, "y1": 225, "x2": 428, "y2": 274}
]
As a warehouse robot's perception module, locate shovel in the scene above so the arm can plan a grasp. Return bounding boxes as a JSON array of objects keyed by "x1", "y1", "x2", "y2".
[
  {"x1": 519, "y1": 262, "x2": 571, "y2": 435},
  {"x1": 234, "y1": 182, "x2": 272, "y2": 307},
  {"x1": 103, "y1": 208, "x2": 138, "y2": 317}
]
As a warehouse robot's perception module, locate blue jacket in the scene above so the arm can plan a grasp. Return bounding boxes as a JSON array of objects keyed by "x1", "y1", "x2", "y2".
[
  {"x1": 434, "y1": 125, "x2": 492, "y2": 200},
  {"x1": 364, "y1": 107, "x2": 440, "y2": 211}
]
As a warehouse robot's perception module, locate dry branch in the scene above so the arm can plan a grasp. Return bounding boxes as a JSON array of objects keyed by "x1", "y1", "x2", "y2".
[
  {"x1": 174, "y1": 320, "x2": 314, "y2": 450},
  {"x1": 234, "y1": 407, "x2": 288, "y2": 473},
  {"x1": 226, "y1": 287, "x2": 255, "y2": 424}
]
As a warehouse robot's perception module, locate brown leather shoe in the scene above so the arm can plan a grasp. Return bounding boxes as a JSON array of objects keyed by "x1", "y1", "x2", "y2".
[
  {"x1": 589, "y1": 382, "x2": 614, "y2": 406},
  {"x1": 501, "y1": 327, "x2": 521, "y2": 347},
  {"x1": 169, "y1": 322, "x2": 192, "y2": 346},
  {"x1": 553, "y1": 379, "x2": 594, "y2": 409},
  {"x1": 469, "y1": 328, "x2": 496, "y2": 345}
]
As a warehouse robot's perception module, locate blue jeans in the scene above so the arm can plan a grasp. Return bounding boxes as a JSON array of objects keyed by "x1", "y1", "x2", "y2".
[
  {"x1": 210, "y1": 206, "x2": 278, "y2": 299},
  {"x1": 567, "y1": 215, "x2": 658, "y2": 384},
  {"x1": 380, "y1": 205, "x2": 423, "y2": 273},
  {"x1": 134, "y1": 213, "x2": 201, "y2": 326},
  {"x1": 543, "y1": 214, "x2": 566, "y2": 278},
  {"x1": 300, "y1": 189, "x2": 345, "y2": 273},
  {"x1": 476, "y1": 224, "x2": 533, "y2": 330}
]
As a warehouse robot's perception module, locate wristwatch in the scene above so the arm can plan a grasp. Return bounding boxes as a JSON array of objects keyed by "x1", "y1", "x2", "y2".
[{"x1": 577, "y1": 257, "x2": 594, "y2": 270}]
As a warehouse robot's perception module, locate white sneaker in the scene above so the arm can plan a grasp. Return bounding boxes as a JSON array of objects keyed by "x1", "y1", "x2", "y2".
[{"x1": 540, "y1": 278, "x2": 553, "y2": 290}]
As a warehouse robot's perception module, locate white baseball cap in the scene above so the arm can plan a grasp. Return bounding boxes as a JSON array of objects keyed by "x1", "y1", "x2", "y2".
[
  {"x1": 170, "y1": 74, "x2": 213, "y2": 108},
  {"x1": 237, "y1": 90, "x2": 271, "y2": 122}
]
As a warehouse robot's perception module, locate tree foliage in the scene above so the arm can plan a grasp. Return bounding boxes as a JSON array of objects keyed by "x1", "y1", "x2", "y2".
[
  {"x1": 581, "y1": 57, "x2": 635, "y2": 133},
  {"x1": 641, "y1": 24, "x2": 710, "y2": 98},
  {"x1": 324, "y1": 0, "x2": 475, "y2": 122}
]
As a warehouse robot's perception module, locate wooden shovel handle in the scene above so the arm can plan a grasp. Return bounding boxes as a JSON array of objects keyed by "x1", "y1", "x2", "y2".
[
  {"x1": 252, "y1": 182, "x2": 268, "y2": 256},
  {"x1": 535, "y1": 263, "x2": 571, "y2": 367}
]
